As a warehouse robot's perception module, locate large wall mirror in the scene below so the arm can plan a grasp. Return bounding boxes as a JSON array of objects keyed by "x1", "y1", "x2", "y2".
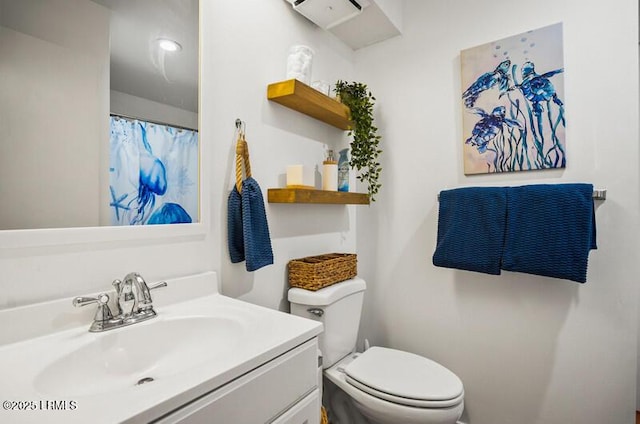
[{"x1": 0, "y1": 0, "x2": 199, "y2": 231}]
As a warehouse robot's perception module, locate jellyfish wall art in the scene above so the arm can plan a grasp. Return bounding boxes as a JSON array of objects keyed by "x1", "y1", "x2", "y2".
[
  {"x1": 461, "y1": 23, "x2": 565, "y2": 175},
  {"x1": 109, "y1": 116, "x2": 199, "y2": 225}
]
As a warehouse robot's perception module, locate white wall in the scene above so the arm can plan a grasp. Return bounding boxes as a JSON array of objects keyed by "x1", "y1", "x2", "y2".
[
  {"x1": 208, "y1": 1, "x2": 357, "y2": 311},
  {"x1": 0, "y1": 0, "x2": 109, "y2": 230},
  {"x1": 354, "y1": 1, "x2": 639, "y2": 424}
]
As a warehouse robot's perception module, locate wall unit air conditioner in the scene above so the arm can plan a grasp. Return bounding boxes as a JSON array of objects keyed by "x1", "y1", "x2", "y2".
[
  {"x1": 285, "y1": 0, "x2": 402, "y2": 50},
  {"x1": 287, "y1": 0, "x2": 370, "y2": 30}
]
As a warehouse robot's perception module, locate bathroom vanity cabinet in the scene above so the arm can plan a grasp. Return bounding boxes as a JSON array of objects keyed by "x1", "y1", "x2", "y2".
[
  {"x1": 0, "y1": 272, "x2": 323, "y2": 424},
  {"x1": 156, "y1": 338, "x2": 320, "y2": 424}
]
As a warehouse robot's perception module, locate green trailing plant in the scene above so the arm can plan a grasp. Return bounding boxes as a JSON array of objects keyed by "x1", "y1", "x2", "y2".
[{"x1": 335, "y1": 80, "x2": 382, "y2": 201}]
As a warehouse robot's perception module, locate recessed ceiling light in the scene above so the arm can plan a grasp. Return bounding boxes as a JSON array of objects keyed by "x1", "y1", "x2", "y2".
[{"x1": 157, "y1": 38, "x2": 182, "y2": 52}]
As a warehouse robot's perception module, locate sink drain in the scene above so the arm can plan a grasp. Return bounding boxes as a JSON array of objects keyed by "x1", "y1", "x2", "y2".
[{"x1": 136, "y1": 377, "x2": 155, "y2": 386}]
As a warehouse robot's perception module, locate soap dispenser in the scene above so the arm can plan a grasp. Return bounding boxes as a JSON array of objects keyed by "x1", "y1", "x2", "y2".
[{"x1": 322, "y1": 150, "x2": 338, "y2": 191}]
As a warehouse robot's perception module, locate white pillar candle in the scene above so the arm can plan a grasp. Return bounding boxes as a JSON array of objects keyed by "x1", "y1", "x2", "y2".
[
  {"x1": 322, "y1": 162, "x2": 338, "y2": 191},
  {"x1": 286, "y1": 165, "x2": 304, "y2": 187}
]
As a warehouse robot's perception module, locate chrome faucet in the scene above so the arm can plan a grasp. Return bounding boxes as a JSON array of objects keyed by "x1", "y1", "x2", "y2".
[
  {"x1": 73, "y1": 272, "x2": 167, "y2": 332},
  {"x1": 113, "y1": 272, "x2": 167, "y2": 317}
]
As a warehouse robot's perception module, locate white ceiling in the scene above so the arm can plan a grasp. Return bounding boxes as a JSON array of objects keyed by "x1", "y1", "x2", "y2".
[{"x1": 92, "y1": 0, "x2": 198, "y2": 113}]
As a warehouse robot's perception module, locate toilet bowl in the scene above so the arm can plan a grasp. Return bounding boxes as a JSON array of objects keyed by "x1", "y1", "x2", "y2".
[{"x1": 288, "y1": 278, "x2": 464, "y2": 424}]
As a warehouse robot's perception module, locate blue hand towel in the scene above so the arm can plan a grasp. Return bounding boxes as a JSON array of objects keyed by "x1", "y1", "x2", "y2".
[
  {"x1": 433, "y1": 187, "x2": 508, "y2": 275},
  {"x1": 502, "y1": 184, "x2": 596, "y2": 283},
  {"x1": 227, "y1": 186, "x2": 245, "y2": 263},
  {"x1": 241, "y1": 177, "x2": 274, "y2": 271}
]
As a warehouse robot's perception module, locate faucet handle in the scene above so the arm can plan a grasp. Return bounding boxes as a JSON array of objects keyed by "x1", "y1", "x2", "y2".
[
  {"x1": 73, "y1": 293, "x2": 114, "y2": 330},
  {"x1": 73, "y1": 293, "x2": 110, "y2": 308},
  {"x1": 112, "y1": 278, "x2": 123, "y2": 294},
  {"x1": 143, "y1": 281, "x2": 167, "y2": 309},
  {"x1": 148, "y1": 281, "x2": 168, "y2": 291}
]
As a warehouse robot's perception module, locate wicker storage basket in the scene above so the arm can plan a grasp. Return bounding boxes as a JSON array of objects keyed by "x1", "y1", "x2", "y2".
[{"x1": 288, "y1": 253, "x2": 357, "y2": 291}]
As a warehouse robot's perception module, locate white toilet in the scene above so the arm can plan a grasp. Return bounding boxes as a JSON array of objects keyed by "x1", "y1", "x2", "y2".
[{"x1": 288, "y1": 277, "x2": 464, "y2": 424}]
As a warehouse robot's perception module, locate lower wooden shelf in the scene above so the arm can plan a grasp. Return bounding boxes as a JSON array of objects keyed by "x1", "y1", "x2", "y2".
[{"x1": 267, "y1": 188, "x2": 370, "y2": 205}]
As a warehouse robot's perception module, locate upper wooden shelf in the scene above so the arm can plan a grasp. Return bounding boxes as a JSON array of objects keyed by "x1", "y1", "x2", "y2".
[
  {"x1": 268, "y1": 188, "x2": 369, "y2": 205},
  {"x1": 267, "y1": 79, "x2": 352, "y2": 130}
]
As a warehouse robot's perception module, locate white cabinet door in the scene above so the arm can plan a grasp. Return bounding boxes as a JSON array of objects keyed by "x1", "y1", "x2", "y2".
[{"x1": 158, "y1": 339, "x2": 318, "y2": 424}]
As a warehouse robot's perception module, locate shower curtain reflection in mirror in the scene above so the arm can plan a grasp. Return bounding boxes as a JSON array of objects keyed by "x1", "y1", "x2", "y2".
[{"x1": 109, "y1": 116, "x2": 199, "y2": 225}]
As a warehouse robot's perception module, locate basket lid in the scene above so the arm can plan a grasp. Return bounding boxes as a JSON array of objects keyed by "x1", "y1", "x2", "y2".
[{"x1": 288, "y1": 277, "x2": 366, "y2": 306}]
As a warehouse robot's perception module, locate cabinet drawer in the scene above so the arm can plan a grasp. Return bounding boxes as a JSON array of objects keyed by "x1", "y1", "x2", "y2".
[
  {"x1": 158, "y1": 338, "x2": 318, "y2": 424},
  {"x1": 271, "y1": 389, "x2": 320, "y2": 424}
]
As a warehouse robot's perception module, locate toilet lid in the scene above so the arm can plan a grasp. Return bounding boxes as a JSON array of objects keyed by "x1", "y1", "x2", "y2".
[{"x1": 344, "y1": 347, "x2": 464, "y2": 408}]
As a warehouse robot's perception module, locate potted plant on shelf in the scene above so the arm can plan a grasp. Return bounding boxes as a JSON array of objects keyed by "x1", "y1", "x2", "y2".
[{"x1": 334, "y1": 80, "x2": 382, "y2": 202}]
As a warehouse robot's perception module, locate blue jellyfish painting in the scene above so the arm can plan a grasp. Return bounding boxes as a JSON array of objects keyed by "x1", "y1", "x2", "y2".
[
  {"x1": 109, "y1": 117, "x2": 199, "y2": 225},
  {"x1": 460, "y1": 23, "x2": 565, "y2": 174}
]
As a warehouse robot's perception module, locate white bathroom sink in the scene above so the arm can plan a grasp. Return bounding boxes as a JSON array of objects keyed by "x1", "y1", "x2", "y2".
[
  {"x1": 34, "y1": 315, "x2": 245, "y2": 397},
  {"x1": 0, "y1": 272, "x2": 322, "y2": 424}
]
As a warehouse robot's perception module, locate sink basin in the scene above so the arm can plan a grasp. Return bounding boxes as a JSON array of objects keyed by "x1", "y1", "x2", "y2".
[{"x1": 35, "y1": 316, "x2": 245, "y2": 397}]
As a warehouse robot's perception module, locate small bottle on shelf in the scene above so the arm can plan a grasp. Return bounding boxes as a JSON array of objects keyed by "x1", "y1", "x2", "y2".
[{"x1": 338, "y1": 148, "x2": 349, "y2": 192}]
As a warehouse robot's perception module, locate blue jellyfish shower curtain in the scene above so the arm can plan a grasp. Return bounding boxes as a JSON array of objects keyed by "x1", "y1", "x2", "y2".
[{"x1": 109, "y1": 116, "x2": 198, "y2": 225}]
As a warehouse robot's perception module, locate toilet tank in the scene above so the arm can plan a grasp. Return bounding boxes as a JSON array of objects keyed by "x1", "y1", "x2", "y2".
[{"x1": 288, "y1": 277, "x2": 366, "y2": 369}]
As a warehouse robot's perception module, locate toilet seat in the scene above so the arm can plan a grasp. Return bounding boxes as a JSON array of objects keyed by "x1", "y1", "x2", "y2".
[
  {"x1": 343, "y1": 347, "x2": 464, "y2": 408},
  {"x1": 345, "y1": 375, "x2": 464, "y2": 408}
]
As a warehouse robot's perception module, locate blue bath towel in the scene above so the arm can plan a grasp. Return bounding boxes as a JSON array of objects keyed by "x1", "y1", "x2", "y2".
[
  {"x1": 433, "y1": 187, "x2": 508, "y2": 275},
  {"x1": 240, "y1": 177, "x2": 274, "y2": 271},
  {"x1": 502, "y1": 184, "x2": 596, "y2": 283},
  {"x1": 227, "y1": 186, "x2": 245, "y2": 263},
  {"x1": 227, "y1": 178, "x2": 274, "y2": 271}
]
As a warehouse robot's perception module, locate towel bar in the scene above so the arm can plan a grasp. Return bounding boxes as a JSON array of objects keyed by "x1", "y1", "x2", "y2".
[{"x1": 437, "y1": 188, "x2": 607, "y2": 201}]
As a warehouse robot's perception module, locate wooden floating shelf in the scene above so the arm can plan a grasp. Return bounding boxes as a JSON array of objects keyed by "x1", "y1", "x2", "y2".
[
  {"x1": 267, "y1": 79, "x2": 352, "y2": 130},
  {"x1": 268, "y1": 188, "x2": 369, "y2": 205}
]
